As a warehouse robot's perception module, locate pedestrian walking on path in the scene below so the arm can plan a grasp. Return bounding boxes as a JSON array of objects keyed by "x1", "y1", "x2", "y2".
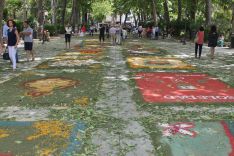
[
  {"x1": 138, "y1": 25, "x2": 143, "y2": 38},
  {"x1": 116, "y1": 26, "x2": 122, "y2": 45},
  {"x1": 99, "y1": 24, "x2": 105, "y2": 45},
  {"x1": 80, "y1": 24, "x2": 86, "y2": 37},
  {"x1": 65, "y1": 24, "x2": 72, "y2": 49},
  {"x1": 106, "y1": 25, "x2": 110, "y2": 38},
  {"x1": 109, "y1": 25, "x2": 116, "y2": 46},
  {"x1": 21, "y1": 21, "x2": 35, "y2": 61},
  {"x1": 208, "y1": 25, "x2": 219, "y2": 59},
  {"x1": 7, "y1": 19, "x2": 20, "y2": 71},
  {"x1": 3, "y1": 21, "x2": 19, "y2": 63},
  {"x1": 194, "y1": 26, "x2": 204, "y2": 59},
  {"x1": 89, "y1": 25, "x2": 95, "y2": 36}
]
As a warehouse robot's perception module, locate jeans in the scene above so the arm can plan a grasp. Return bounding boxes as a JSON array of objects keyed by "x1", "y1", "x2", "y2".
[
  {"x1": 195, "y1": 43, "x2": 203, "y2": 58},
  {"x1": 8, "y1": 46, "x2": 17, "y2": 69}
]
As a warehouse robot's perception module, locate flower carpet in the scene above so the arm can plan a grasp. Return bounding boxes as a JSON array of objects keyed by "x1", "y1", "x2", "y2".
[
  {"x1": 0, "y1": 121, "x2": 85, "y2": 156},
  {"x1": 0, "y1": 36, "x2": 234, "y2": 155}
]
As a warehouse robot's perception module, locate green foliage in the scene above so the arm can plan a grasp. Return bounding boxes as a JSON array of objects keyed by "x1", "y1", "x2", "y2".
[
  {"x1": 15, "y1": 20, "x2": 23, "y2": 32},
  {"x1": 44, "y1": 24, "x2": 57, "y2": 36},
  {"x1": 5, "y1": 0, "x2": 23, "y2": 17},
  {"x1": 91, "y1": 1, "x2": 113, "y2": 22},
  {"x1": 56, "y1": 25, "x2": 65, "y2": 34}
]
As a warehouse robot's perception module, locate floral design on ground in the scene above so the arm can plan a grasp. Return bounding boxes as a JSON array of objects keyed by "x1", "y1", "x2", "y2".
[
  {"x1": 50, "y1": 59, "x2": 100, "y2": 67},
  {"x1": 27, "y1": 121, "x2": 72, "y2": 141},
  {"x1": 74, "y1": 96, "x2": 89, "y2": 107},
  {"x1": 127, "y1": 56, "x2": 195, "y2": 69},
  {"x1": 135, "y1": 72, "x2": 234, "y2": 103},
  {"x1": 159, "y1": 122, "x2": 197, "y2": 137},
  {"x1": 53, "y1": 55, "x2": 79, "y2": 61},
  {"x1": 35, "y1": 63, "x2": 49, "y2": 69},
  {"x1": 23, "y1": 78, "x2": 78, "y2": 97},
  {"x1": 0, "y1": 129, "x2": 10, "y2": 139},
  {"x1": 78, "y1": 49, "x2": 103, "y2": 54}
]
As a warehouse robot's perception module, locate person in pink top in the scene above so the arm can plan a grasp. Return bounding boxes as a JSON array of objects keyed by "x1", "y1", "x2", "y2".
[{"x1": 195, "y1": 26, "x2": 204, "y2": 59}]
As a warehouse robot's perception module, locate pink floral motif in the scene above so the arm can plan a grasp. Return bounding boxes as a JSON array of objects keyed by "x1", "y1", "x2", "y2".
[{"x1": 159, "y1": 122, "x2": 197, "y2": 137}]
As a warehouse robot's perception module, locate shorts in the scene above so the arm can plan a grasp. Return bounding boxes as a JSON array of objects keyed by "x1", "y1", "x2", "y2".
[
  {"x1": 99, "y1": 34, "x2": 105, "y2": 42},
  {"x1": 65, "y1": 34, "x2": 71, "y2": 42},
  {"x1": 24, "y1": 42, "x2": 33, "y2": 51}
]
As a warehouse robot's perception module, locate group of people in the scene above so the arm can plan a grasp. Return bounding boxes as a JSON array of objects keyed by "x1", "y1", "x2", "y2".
[
  {"x1": 194, "y1": 25, "x2": 220, "y2": 60},
  {"x1": 1, "y1": 19, "x2": 34, "y2": 71},
  {"x1": 131, "y1": 25, "x2": 160, "y2": 39},
  {"x1": 101, "y1": 25, "x2": 127, "y2": 45}
]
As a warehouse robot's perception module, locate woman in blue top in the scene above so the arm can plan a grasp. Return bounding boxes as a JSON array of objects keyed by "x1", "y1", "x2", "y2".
[{"x1": 7, "y1": 19, "x2": 20, "y2": 71}]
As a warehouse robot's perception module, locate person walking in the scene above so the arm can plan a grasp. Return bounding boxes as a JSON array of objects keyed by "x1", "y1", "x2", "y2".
[
  {"x1": 2, "y1": 21, "x2": 8, "y2": 42},
  {"x1": 208, "y1": 25, "x2": 219, "y2": 60},
  {"x1": 99, "y1": 24, "x2": 105, "y2": 45},
  {"x1": 138, "y1": 25, "x2": 143, "y2": 38},
  {"x1": 65, "y1": 24, "x2": 72, "y2": 49},
  {"x1": 80, "y1": 24, "x2": 86, "y2": 37},
  {"x1": 194, "y1": 26, "x2": 204, "y2": 59},
  {"x1": 89, "y1": 25, "x2": 94, "y2": 36},
  {"x1": 155, "y1": 26, "x2": 159, "y2": 40},
  {"x1": 109, "y1": 25, "x2": 116, "y2": 46},
  {"x1": 106, "y1": 25, "x2": 110, "y2": 39},
  {"x1": 3, "y1": 21, "x2": 19, "y2": 63},
  {"x1": 7, "y1": 19, "x2": 20, "y2": 71},
  {"x1": 21, "y1": 21, "x2": 34, "y2": 62},
  {"x1": 116, "y1": 26, "x2": 122, "y2": 45}
]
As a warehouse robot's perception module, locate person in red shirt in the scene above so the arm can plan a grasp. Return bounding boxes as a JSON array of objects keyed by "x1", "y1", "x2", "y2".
[
  {"x1": 80, "y1": 24, "x2": 86, "y2": 37},
  {"x1": 194, "y1": 26, "x2": 204, "y2": 59},
  {"x1": 81, "y1": 25, "x2": 86, "y2": 33}
]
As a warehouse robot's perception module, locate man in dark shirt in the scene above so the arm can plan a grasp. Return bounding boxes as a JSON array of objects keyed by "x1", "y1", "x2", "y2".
[{"x1": 99, "y1": 24, "x2": 105, "y2": 45}]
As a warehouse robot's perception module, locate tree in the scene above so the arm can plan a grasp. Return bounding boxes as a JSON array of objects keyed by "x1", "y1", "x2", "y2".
[
  {"x1": 70, "y1": 0, "x2": 80, "y2": 27},
  {"x1": 5, "y1": 0, "x2": 22, "y2": 19},
  {"x1": 51, "y1": 0, "x2": 57, "y2": 24},
  {"x1": 177, "y1": 0, "x2": 182, "y2": 22},
  {"x1": 61, "y1": 0, "x2": 67, "y2": 26},
  {"x1": 163, "y1": 0, "x2": 170, "y2": 28},
  {"x1": 232, "y1": 1, "x2": 234, "y2": 34},
  {"x1": 205, "y1": 0, "x2": 212, "y2": 25},
  {"x1": 152, "y1": 0, "x2": 158, "y2": 25},
  {"x1": 91, "y1": 0, "x2": 113, "y2": 22},
  {"x1": 231, "y1": 1, "x2": 234, "y2": 48},
  {"x1": 37, "y1": 0, "x2": 43, "y2": 26},
  {"x1": 0, "y1": 0, "x2": 5, "y2": 45}
]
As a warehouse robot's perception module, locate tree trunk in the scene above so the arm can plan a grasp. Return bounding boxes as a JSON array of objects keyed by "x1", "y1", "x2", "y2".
[
  {"x1": 137, "y1": 12, "x2": 141, "y2": 23},
  {"x1": 177, "y1": 0, "x2": 182, "y2": 22},
  {"x1": 231, "y1": 2, "x2": 234, "y2": 48},
  {"x1": 0, "y1": 0, "x2": 5, "y2": 45},
  {"x1": 133, "y1": 14, "x2": 137, "y2": 26},
  {"x1": 51, "y1": 0, "x2": 57, "y2": 24},
  {"x1": 205, "y1": 0, "x2": 212, "y2": 26},
  {"x1": 232, "y1": 2, "x2": 234, "y2": 34},
  {"x1": 119, "y1": 13, "x2": 122, "y2": 24},
  {"x1": 189, "y1": 0, "x2": 197, "y2": 21},
  {"x1": 124, "y1": 13, "x2": 128, "y2": 25},
  {"x1": 164, "y1": 0, "x2": 170, "y2": 28},
  {"x1": 71, "y1": 0, "x2": 79, "y2": 27},
  {"x1": 61, "y1": 0, "x2": 67, "y2": 26},
  {"x1": 152, "y1": 0, "x2": 158, "y2": 25},
  {"x1": 84, "y1": 12, "x2": 88, "y2": 24},
  {"x1": 37, "y1": 0, "x2": 43, "y2": 26}
]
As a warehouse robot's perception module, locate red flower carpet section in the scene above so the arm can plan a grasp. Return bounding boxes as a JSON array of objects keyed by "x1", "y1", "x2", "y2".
[{"x1": 135, "y1": 73, "x2": 234, "y2": 103}]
